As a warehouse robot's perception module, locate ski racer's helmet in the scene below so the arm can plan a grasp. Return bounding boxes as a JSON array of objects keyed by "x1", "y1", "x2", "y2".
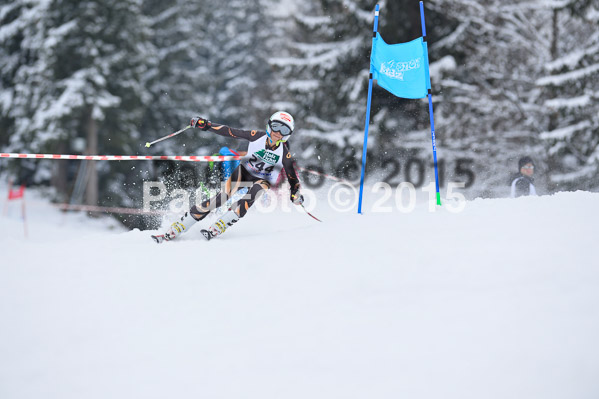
[{"x1": 266, "y1": 111, "x2": 294, "y2": 142}]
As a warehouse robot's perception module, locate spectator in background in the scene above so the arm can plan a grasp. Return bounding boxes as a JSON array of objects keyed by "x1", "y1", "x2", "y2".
[{"x1": 510, "y1": 156, "x2": 537, "y2": 198}]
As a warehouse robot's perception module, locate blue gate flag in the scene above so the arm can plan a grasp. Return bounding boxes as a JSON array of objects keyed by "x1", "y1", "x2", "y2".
[
  {"x1": 358, "y1": 2, "x2": 441, "y2": 214},
  {"x1": 371, "y1": 33, "x2": 428, "y2": 99}
]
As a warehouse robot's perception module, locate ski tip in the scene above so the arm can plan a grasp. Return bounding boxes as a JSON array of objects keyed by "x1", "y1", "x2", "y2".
[{"x1": 151, "y1": 234, "x2": 165, "y2": 244}]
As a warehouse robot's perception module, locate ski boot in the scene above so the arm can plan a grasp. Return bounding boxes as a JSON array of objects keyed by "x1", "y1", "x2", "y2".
[
  {"x1": 151, "y1": 212, "x2": 198, "y2": 243},
  {"x1": 201, "y1": 210, "x2": 239, "y2": 241}
]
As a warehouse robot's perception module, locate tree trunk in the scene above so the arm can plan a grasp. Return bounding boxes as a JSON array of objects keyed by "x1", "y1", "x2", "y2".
[
  {"x1": 546, "y1": 8, "x2": 561, "y2": 191},
  {"x1": 85, "y1": 108, "x2": 98, "y2": 207},
  {"x1": 52, "y1": 140, "x2": 69, "y2": 202},
  {"x1": 548, "y1": 8, "x2": 559, "y2": 132}
]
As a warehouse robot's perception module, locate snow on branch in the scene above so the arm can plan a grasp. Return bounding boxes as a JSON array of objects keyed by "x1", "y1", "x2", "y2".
[
  {"x1": 544, "y1": 95, "x2": 591, "y2": 110},
  {"x1": 45, "y1": 20, "x2": 78, "y2": 48},
  {"x1": 0, "y1": 3, "x2": 19, "y2": 23},
  {"x1": 149, "y1": 6, "x2": 179, "y2": 26},
  {"x1": 33, "y1": 69, "x2": 121, "y2": 130},
  {"x1": 429, "y1": 55, "x2": 457, "y2": 78},
  {"x1": 532, "y1": 0, "x2": 572, "y2": 10},
  {"x1": 290, "y1": 38, "x2": 361, "y2": 56},
  {"x1": 536, "y1": 63, "x2": 599, "y2": 86},
  {"x1": 546, "y1": 43, "x2": 599, "y2": 72},
  {"x1": 431, "y1": 22, "x2": 468, "y2": 51},
  {"x1": 439, "y1": 78, "x2": 478, "y2": 92},
  {"x1": 0, "y1": 90, "x2": 13, "y2": 113},
  {"x1": 340, "y1": 0, "x2": 375, "y2": 24},
  {"x1": 271, "y1": 37, "x2": 362, "y2": 68},
  {"x1": 540, "y1": 120, "x2": 591, "y2": 140},
  {"x1": 550, "y1": 164, "x2": 597, "y2": 183},
  {"x1": 288, "y1": 80, "x2": 320, "y2": 92},
  {"x1": 296, "y1": 15, "x2": 332, "y2": 29},
  {"x1": 0, "y1": 13, "x2": 26, "y2": 43},
  {"x1": 299, "y1": 128, "x2": 361, "y2": 147}
]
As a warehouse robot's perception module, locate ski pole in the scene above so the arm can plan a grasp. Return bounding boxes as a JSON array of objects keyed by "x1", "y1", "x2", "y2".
[
  {"x1": 299, "y1": 203, "x2": 322, "y2": 222},
  {"x1": 145, "y1": 125, "x2": 192, "y2": 148}
]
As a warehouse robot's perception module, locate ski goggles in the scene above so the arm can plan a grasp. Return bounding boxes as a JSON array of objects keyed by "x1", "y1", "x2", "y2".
[{"x1": 268, "y1": 121, "x2": 292, "y2": 136}]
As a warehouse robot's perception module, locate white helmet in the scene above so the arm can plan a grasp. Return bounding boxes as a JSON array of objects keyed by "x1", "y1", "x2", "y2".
[{"x1": 266, "y1": 111, "x2": 295, "y2": 142}]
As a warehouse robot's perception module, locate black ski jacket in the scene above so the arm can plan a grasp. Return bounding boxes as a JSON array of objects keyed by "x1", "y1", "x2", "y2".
[{"x1": 207, "y1": 123, "x2": 301, "y2": 192}]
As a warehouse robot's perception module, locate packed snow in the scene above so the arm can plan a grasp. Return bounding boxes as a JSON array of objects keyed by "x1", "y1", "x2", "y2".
[{"x1": 1, "y1": 185, "x2": 598, "y2": 399}]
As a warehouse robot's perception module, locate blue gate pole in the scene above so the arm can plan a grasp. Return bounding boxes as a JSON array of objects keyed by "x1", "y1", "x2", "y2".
[
  {"x1": 420, "y1": 1, "x2": 441, "y2": 205},
  {"x1": 357, "y1": 4, "x2": 380, "y2": 214}
]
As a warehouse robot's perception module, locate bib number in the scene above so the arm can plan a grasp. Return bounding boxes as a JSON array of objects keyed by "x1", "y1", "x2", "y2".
[{"x1": 249, "y1": 154, "x2": 275, "y2": 173}]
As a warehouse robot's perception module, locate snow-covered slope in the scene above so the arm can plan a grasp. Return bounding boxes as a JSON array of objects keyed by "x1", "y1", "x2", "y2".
[{"x1": 1, "y1": 188, "x2": 598, "y2": 399}]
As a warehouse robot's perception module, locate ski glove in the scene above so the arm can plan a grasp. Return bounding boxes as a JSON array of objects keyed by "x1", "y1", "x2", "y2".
[
  {"x1": 190, "y1": 116, "x2": 212, "y2": 130},
  {"x1": 291, "y1": 191, "x2": 304, "y2": 205}
]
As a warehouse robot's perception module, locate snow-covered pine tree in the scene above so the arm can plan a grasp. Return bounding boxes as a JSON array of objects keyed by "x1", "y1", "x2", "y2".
[
  {"x1": 428, "y1": 0, "x2": 555, "y2": 135},
  {"x1": 203, "y1": 0, "x2": 282, "y2": 130},
  {"x1": 138, "y1": 0, "x2": 216, "y2": 206},
  {"x1": 1, "y1": 0, "x2": 155, "y2": 209},
  {"x1": 425, "y1": 0, "x2": 563, "y2": 196},
  {"x1": 141, "y1": 0, "x2": 214, "y2": 156},
  {"x1": 0, "y1": 0, "x2": 57, "y2": 182},
  {"x1": 143, "y1": 0, "x2": 286, "y2": 150},
  {"x1": 273, "y1": 0, "x2": 461, "y2": 188},
  {"x1": 536, "y1": 1, "x2": 599, "y2": 191},
  {"x1": 140, "y1": 0, "x2": 288, "y2": 207},
  {"x1": 271, "y1": 0, "x2": 380, "y2": 179}
]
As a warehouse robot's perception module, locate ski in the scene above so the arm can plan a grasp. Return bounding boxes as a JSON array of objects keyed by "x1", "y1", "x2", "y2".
[
  {"x1": 152, "y1": 230, "x2": 214, "y2": 243},
  {"x1": 151, "y1": 234, "x2": 167, "y2": 244},
  {"x1": 200, "y1": 229, "x2": 214, "y2": 241}
]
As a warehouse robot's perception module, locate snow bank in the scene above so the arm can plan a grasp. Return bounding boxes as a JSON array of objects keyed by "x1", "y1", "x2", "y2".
[{"x1": 1, "y1": 188, "x2": 598, "y2": 399}]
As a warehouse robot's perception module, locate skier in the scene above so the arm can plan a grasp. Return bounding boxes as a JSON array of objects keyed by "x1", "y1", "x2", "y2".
[
  {"x1": 510, "y1": 156, "x2": 537, "y2": 198},
  {"x1": 152, "y1": 111, "x2": 304, "y2": 243}
]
